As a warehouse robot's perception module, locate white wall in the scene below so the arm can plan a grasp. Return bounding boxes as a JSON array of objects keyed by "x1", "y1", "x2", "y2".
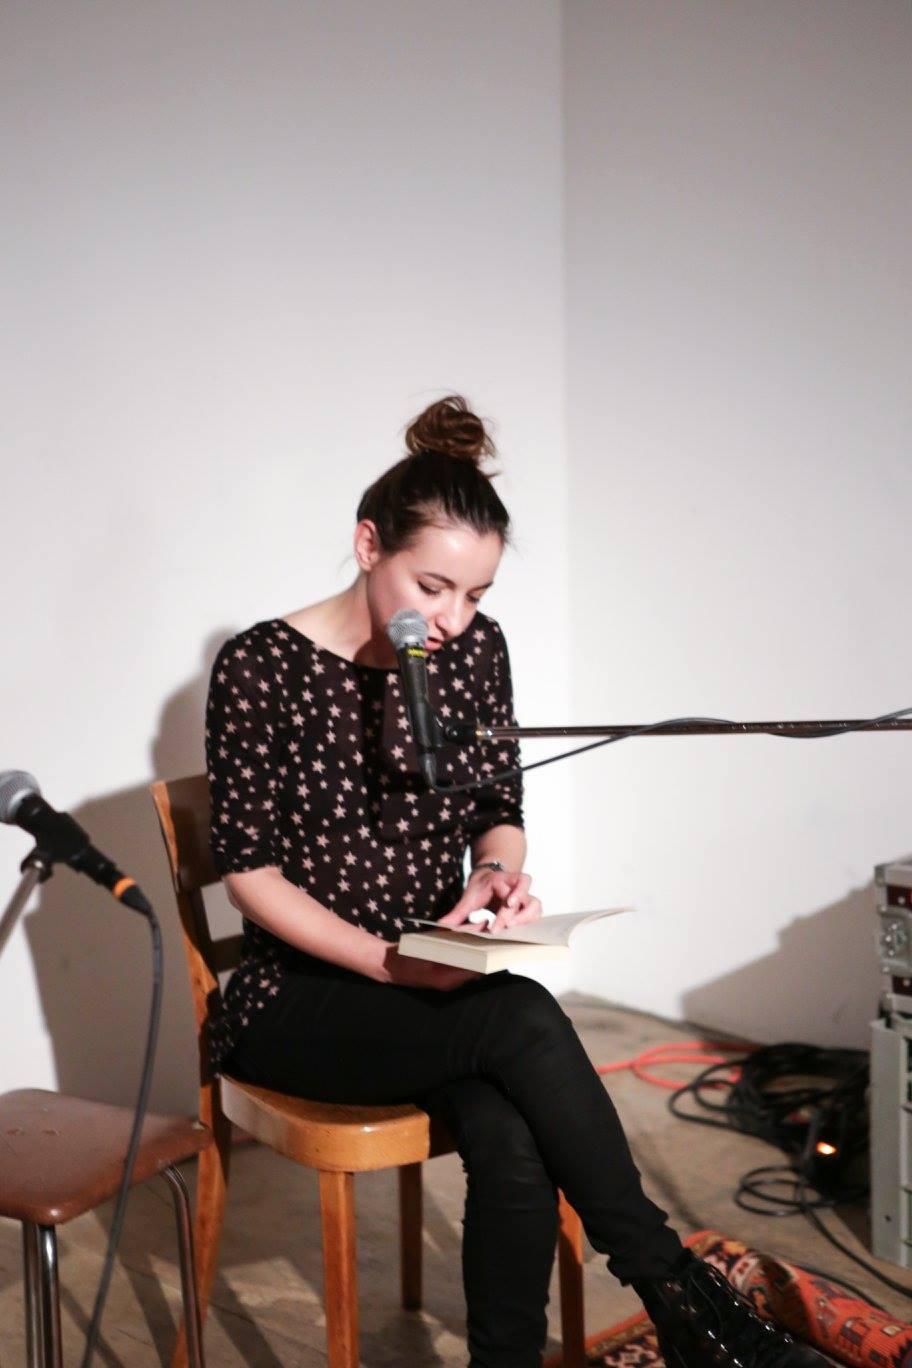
[
  {"x1": 4, "y1": 1, "x2": 909, "y2": 1111},
  {"x1": 565, "y1": 1, "x2": 912, "y2": 1046},
  {"x1": 0, "y1": 0, "x2": 569, "y2": 1109}
]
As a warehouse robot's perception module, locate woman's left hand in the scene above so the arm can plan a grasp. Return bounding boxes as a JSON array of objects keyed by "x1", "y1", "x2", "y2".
[{"x1": 438, "y1": 867, "x2": 543, "y2": 934}]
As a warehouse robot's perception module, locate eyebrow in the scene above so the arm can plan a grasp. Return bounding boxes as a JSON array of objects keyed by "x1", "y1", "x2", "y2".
[{"x1": 418, "y1": 571, "x2": 495, "y2": 591}]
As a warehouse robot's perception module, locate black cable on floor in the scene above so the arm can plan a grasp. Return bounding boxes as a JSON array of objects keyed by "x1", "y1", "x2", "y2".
[
  {"x1": 797, "y1": 1179, "x2": 912, "y2": 1304},
  {"x1": 668, "y1": 1041, "x2": 912, "y2": 1303}
]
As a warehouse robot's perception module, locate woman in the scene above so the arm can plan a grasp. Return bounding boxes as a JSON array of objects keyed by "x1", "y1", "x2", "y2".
[{"x1": 205, "y1": 396, "x2": 825, "y2": 1368}]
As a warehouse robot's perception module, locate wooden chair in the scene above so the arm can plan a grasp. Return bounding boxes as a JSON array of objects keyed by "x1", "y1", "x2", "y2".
[
  {"x1": 0, "y1": 1087, "x2": 210, "y2": 1368},
  {"x1": 150, "y1": 773, "x2": 586, "y2": 1368}
]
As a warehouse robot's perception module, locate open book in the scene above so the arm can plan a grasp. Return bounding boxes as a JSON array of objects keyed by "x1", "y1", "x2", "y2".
[{"x1": 396, "y1": 908, "x2": 628, "y2": 974}]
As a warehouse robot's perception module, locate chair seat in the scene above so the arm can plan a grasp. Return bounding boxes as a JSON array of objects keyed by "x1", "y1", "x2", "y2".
[
  {"x1": 220, "y1": 1075, "x2": 453, "y2": 1172},
  {"x1": 0, "y1": 1089, "x2": 212, "y2": 1225}
]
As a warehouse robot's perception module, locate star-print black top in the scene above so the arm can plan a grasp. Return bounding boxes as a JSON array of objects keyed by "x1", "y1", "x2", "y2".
[{"x1": 204, "y1": 612, "x2": 524, "y2": 1071}]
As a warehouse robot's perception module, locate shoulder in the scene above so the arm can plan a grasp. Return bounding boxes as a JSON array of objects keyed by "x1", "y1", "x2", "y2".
[
  {"x1": 468, "y1": 610, "x2": 510, "y2": 659},
  {"x1": 210, "y1": 618, "x2": 312, "y2": 688},
  {"x1": 453, "y1": 610, "x2": 512, "y2": 682}
]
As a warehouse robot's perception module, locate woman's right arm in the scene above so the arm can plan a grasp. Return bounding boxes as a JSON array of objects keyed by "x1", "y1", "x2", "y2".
[{"x1": 224, "y1": 866, "x2": 476, "y2": 990}]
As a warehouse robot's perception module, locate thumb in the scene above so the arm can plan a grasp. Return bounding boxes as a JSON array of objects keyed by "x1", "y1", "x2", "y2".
[{"x1": 437, "y1": 900, "x2": 473, "y2": 927}]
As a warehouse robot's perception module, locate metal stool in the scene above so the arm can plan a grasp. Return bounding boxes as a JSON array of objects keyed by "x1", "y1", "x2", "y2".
[{"x1": 0, "y1": 1088, "x2": 211, "y2": 1368}]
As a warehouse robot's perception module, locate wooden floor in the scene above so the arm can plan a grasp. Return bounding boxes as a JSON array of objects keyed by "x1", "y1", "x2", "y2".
[{"x1": 2, "y1": 995, "x2": 910, "y2": 1366}]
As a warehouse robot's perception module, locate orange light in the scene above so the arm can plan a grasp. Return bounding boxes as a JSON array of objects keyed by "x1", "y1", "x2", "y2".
[{"x1": 815, "y1": 1141, "x2": 838, "y2": 1156}]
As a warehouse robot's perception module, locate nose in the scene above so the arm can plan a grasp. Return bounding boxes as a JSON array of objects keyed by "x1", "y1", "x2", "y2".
[
  {"x1": 431, "y1": 595, "x2": 471, "y2": 641},
  {"x1": 430, "y1": 610, "x2": 454, "y2": 640}
]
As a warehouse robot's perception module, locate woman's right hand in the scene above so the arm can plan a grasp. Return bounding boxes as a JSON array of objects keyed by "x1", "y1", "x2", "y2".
[{"x1": 378, "y1": 943, "x2": 480, "y2": 991}]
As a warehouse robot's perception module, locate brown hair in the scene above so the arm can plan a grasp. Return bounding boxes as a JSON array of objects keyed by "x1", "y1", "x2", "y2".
[{"x1": 356, "y1": 395, "x2": 511, "y2": 554}]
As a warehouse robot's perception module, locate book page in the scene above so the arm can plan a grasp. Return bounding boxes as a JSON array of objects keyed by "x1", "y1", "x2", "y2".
[{"x1": 402, "y1": 908, "x2": 629, "y2": 948}]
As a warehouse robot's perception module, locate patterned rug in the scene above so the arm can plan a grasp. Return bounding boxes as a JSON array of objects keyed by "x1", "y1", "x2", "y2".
[{"x1": 557, "y1": 1230, "x2": 912, "y2": 1368}]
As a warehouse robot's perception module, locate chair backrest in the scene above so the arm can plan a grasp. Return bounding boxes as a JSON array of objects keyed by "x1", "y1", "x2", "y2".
[{"x1": 149, "y1": 775, "x2": 243, "y2": 1127}]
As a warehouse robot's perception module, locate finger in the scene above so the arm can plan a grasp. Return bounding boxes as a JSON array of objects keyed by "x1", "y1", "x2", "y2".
[
  {"x1": 491, "y1": 893, "x2": 542, "y2": 932},
  {"x1": 490, "y1": 872, "x2": 515, "y2": 903},
  {"x1": 500, "y1": 872, "x2": 532, "y2": 910},
  {"x1": 507, "y1": 901, "x2": 542, "y2": 926},
  {"x1": 439, "y1": 880, "x2": 494, "y2": 924},
  {"x1": 490, "y1": 906, "x2": 521, "y2": 933},
  {"x1": 437, "y1": 903, "x2": 472, "y2": 927}
]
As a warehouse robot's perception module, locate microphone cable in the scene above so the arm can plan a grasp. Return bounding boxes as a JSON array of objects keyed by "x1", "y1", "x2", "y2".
[{"x1": 79, "y1": 896, "x2": 163, "y2": 1368}]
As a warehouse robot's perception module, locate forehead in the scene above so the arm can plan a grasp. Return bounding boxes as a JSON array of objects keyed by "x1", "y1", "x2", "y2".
[{"x1": 401, "y1": 522, "x2": 502, "y2": 581}]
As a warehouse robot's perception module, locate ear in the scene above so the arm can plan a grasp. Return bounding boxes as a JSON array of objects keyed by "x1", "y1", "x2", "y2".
[{"x1": 353, "y1": 519, "x2": 382, "y2": 572}]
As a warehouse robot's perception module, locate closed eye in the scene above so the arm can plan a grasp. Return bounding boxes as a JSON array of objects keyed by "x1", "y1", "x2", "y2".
[{"x1": 419, "y1": 584, "x2": 484, "y2": 605}]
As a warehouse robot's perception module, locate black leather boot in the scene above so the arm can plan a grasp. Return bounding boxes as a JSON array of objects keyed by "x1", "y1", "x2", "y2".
[{"x1": 632, "y1": 1251, "x2": 832, "y2": 1368}]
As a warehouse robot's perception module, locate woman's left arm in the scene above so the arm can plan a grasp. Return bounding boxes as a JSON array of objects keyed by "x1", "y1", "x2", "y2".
[
  {"x1": 472, "y1": 823, "x2": 526, "y2": 876},
  {"x1": 438, "y1": 622, "x2": 542, "y2": 933},
  {"x1": 438, "y1": 826, "x2": 542, "y2": 932}
]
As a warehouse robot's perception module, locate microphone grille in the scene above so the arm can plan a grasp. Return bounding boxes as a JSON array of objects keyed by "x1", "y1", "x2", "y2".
[
  {"x1": 0, "y1": 770, "x2": 40, "y2": 823},
  {"x1": 386, "y1": 609, "x2": 428, "y2": 651}
]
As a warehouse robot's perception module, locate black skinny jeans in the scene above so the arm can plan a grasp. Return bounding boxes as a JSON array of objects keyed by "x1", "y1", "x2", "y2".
[{"x1": 229, "y1": 958, "x2": 684, "y2": 1368}]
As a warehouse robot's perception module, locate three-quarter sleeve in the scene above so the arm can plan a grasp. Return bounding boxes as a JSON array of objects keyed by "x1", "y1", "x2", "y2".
[
  {"x1": 205, "y1": 634, "x2": 284, "y2": 876},
  {"x1": 470, "y1": 622, "x2": 524, "y2": 835}
]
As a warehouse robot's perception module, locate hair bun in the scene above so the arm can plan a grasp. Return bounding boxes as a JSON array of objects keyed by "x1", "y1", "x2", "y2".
[{"x1": 404, "y1": 395, "x2": 496, "y2": 466}]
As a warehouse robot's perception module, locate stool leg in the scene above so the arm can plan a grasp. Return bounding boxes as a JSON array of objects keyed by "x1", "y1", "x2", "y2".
[
  {"x1": 172, "y1": 1112, "x2": 231, "y2": 1368},
  {"x1": 22, "y1": 1223, "x2": 62, "y2": 1368},
  {"x1": 398, "y1": 1163, "x2": 423, "y2": 1310},
  {"x1": 318, "y1": 1170, "x2": 358, "y2": 1368},
  {"x1": 557, "y1": 1192, "x2": 586, "y2": 1368},
  {"x1": 162, "y1": 1166, "x2": 205, "y2": 1368},
  {"x1": 22, "y1": 1223, "x2": 42, "y2": 1368}
]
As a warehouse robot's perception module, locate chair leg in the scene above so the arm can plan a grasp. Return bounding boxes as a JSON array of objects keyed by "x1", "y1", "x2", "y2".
[
  {"x1": 398, "y1": 1162, "x2": 423, "y2": 1310},
  {"x1": 319, "y1": 1170, "x2": 358, "y2": 1368},
  {"x1": 557, "y1": 1192, "x2": 586, "y2": 1368},
  {"x1": 162, "y1": 1165, "x2": 206, "y2": 1368},
  {"x1": 171, "y1": 1114, "x2": 231, "y2": 1368},
  {"x1": 22, "y1": 1223, "x2": 62, "y2": 1368}
]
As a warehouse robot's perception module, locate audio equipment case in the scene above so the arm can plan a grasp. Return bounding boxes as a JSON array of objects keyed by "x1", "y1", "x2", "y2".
[{"x1": 870, "y1": 857, "x2": 912, "y2": 1268}]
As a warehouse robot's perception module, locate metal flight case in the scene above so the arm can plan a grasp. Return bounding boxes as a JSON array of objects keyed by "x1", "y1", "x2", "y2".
[{"x1": 871, "y1": 856, "x2": 912, "y2": 1268}]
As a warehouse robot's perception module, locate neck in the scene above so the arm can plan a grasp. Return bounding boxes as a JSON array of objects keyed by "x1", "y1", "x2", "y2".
[{"x1": 330, "y1": 576, "x2": 397, "y2": 668}]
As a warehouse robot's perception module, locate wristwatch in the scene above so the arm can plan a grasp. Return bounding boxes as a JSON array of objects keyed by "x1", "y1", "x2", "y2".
[{"x1": 472, "y1": 860, "x2": 507, "y2": 874}]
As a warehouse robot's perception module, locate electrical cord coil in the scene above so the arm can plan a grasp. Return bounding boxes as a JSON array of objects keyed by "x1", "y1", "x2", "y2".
[{"x1": 663, "y1": 1040, "x2": 912, "y2": 1301}]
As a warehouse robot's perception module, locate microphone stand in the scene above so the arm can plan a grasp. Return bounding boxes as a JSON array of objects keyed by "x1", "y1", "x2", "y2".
[
  {"x1": 426, "y1": 712, "x2": 912, "y2": 793},
  {"x1": 0, "y1": 843, "x2": 163, "y2": 1368},
  {"x1": 0, "y1": 853, "x2": 51, "y2": 959},
  {"x1": 443, "y1": 717, "x2": 912, "y2": 743}
]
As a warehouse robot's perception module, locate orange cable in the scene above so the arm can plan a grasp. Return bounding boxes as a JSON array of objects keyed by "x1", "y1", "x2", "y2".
[{"x1": 596, "y1": 1039, "x2": 755, "y2": 1090}]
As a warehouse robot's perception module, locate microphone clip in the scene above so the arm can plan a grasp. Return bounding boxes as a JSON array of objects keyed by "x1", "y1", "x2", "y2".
[{"x1": 19, "y1": 845, "x2": 55, "y2": 883}]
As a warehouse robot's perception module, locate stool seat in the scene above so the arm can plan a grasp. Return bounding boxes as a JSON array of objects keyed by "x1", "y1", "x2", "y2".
[{"x1": 0, "y1": 1089, "x2": 211, "y2": 1225}]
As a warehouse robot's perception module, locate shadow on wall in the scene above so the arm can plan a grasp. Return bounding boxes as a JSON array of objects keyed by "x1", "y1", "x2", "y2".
[
  {"x1": 22, "y1": 629, "x2": 236, "y2": 1114},
  {"x1": 681, "y1": 884, "x2": 882, "y2": 1050}
]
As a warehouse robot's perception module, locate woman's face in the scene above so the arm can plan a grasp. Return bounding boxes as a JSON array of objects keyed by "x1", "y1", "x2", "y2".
[{"x1": 358, "y1": 519, "x2": 503, "y2": 652}]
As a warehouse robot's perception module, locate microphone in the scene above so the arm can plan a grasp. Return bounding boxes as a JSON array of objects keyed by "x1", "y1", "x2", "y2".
[
  {"x1": 385, "y1": 610, "x2": 443, "y2": 788},
  {"x1": 0, "y1": 770, "x2": 151, "y2": 913}
]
